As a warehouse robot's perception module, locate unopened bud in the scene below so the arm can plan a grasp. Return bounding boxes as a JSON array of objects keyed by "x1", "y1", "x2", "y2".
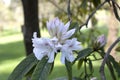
[
  {"x1": 97, "y1": 34, "x2": 106, "y2": 48},
  {"x1": 94, "y1": 34, "x2": 106, "y2": 50}
]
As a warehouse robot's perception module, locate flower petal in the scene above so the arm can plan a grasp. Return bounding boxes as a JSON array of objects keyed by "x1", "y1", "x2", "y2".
[
  {"x1": 61, "y1": 48, "x2": 75, "y2": 63},
  {"x1": 66, "y1": 52, "x2": 75, "y2": 62},
  {"x1": 62, "y1": 29, "x2": 75, "y2": 40},
  {"x1": 63, "y1": 21, "x2": 70, "y2": 33},
  {"x1": 32, "y1": 33, "x2": 57, "y2": 62},
  {"x1": 67, "y1": 38, "x2": 82, "y2": 50},
  {"x1": 47, "y1": 20, "x2": 56, "y2": 37},
  {"x1": 57, "y1": 23, "x2": 64, "y2": 39},
  {"x1": 54, "y1": 17, "x2": 60, "y2": 27},
  {"x1": 48, "y1": 51, "x2": 55, "y2": 63},
  {"x1": 33, "y1": 32, "x2": 37, "y2": 38},
  {"x1": 33, "y1": 48, "x2": 45, "y2": 60},
  {"x1": 97, "y1": 34, "x2": 106, "y2": 47},
  {"x1": 60, "y1": 52, "x2": 66, "y2": 64},
  {"x1": 47, "y1": 20, "x2": 54, "y2": 35}
]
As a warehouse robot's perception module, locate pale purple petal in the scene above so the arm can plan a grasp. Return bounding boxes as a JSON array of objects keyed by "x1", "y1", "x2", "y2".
[
  {"x1": 57, "y1": 23, "x2": 64, "y2": 38},
  {"x1": 67, "y1": 38, "x2": 82, "y2": 50},
  {"x1": 48, "y1": 51, "x2": 55, "y2": 63},
  {"x1": 60, "y1": 52, "x2": 66, "y2": 64},
  {"x1": 97, "y1": 34, "x2": 106, "y2": 48},
  {"x1": 54, "y1": 17, "x2": 60, "y2": 27},
  {"x1": 66, "y1": 52, "x2": 75, "y2": 62},
  {"x1": 33, "y1": 48, "x2": 45, "y2": 60},
  {"x1": 55, "y1": 43, "x2": 62, "y2": 51},
  {"x1": 62, "y1": 29, "x2": 75, "y2": 40},
  {"x1": 32, "y1": 32, "x2": 57, "y2": 62},
  {"x1": 47, "y1": 19, "x2": 56, "y2": 37},
  {"x1": 61, "y1": 48, "x2": 75, "y2": 63},
  {"x1": 46, "y1": 21, "x2": 52, "y2": 36},
  {"x1": 33, "y1": 32, "x2": 37, "y2": 38},
  {"x1": 63, "y1": 21, "x2": 70, "y2": 33}
]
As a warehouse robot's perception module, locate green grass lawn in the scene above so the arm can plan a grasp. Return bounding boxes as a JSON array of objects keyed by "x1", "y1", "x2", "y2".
[{"x1": 0, "y1": 30, "x2": 119, "y2": 80}]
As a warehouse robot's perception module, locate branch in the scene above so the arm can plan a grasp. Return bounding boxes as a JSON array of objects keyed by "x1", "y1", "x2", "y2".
[
  {"x1": 110, "y1": 0, "x2": 120, "y2": 9},
  {"x1": 112, "y1": 1, "x2": 120, "y2": 21},
  {"x1": 67, "y1": 0, "x2": 72, "y2": 21},
  {"x1": 99, "y1": 37, "x2": 120, "y2": 80},
  {"x1": 79, "y1": 0, "x2": 107, "y2": 30}
]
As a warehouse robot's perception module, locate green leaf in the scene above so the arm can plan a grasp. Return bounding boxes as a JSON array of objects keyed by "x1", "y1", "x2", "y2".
[
  {"x1": 70, "y1": 22, "x2": 79, "y2": 29},
  {"x1": 93, "y1": 0, "x2": 101, "y2": 7},
  {"x1": 115, "y1": 46, "x2": 120, "y2": 52},
  {"x1": 80, "y1": 0, "x2": 87, "y2": 14},
  {"x1": 79, "y1": 72, "x2": 84, "y2": 78},
  {"x1": 75, "y1": 48, "x2": 93, "y2": 62},
  {"x1": 49, "y1": 61, "x2": 54, "y2": 74},
  {"x1": 8, "y1": 53, "x2": 38, "y2": 80},
  {"x1": 31, "y1": 57, "x2": 52, "y2": 80},
  {"x1": 77, "y1": 59, "x2": 84, "y2": 70},
  {"x1": 92, "y1": 54, "x2": 97, "y2": 60},
  {"x1": 25, "y1": 65, "x2": 36, "y2": 77},
  {"x1": 65, "y1": 59, "x2": 72, "y2": 80},
  {"x1": 106, "y1": 61, "x2": 116, "y2": 80},
  {"x1": 109, "y1": 55, "x2": 120, "y2": 77},
  {"x1": 88, "y1": 59, "x2": 93, "y2": 74}
]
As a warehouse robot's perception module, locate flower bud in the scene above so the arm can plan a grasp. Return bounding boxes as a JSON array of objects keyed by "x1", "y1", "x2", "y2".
[
  {"x1": 94, "y1": 34, "x2": 106, "y2": 50},
  {"x1": 97, "y1": 34, "x2": 106, "y2": 48}
]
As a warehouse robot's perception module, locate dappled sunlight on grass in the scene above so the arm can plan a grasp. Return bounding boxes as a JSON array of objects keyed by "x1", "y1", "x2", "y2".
[
  {"x1": 48, "y1": 54, "x2": 103, "y2": 80},
  {"x1": 0, "y1": 29, "x2": 52, "y2": 80},
  {"x1": 0, "y1": 57, "x2": 25, "y2": 72},
  {"x1": 0, "y1": 57, "x2": 25, "y2": 80},
  {"x1": 0, "y1": 33, "x2": 23, "y2": 44},
  {"x1": 49, "y1": 61, "x2": 119, "y2": 80},
  {"x1": 49, "y1": 54, "x2": 119, "y2": 80},
  {"x1": 0, "y1": 29, "x2": 119, "y2": 80},
  {"x1": 0, "y1": 32, "x2": 25, "y2": 80},
  {"x1": 0, "y1": 40, "x2": 25, "y2": 62}
]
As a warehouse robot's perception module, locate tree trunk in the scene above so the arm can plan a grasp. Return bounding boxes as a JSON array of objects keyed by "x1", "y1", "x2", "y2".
[
  {"x1": 107, "y1": 9, "x2": 119, "y2": 61},
  {"x1": 21, "y1": 0, "x2": 40, "y2": 56}
]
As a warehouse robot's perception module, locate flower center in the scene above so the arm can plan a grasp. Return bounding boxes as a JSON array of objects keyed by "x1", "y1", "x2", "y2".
[
  {"x1": 69, "y1": 44, "x2": 73, "y2": 48},
  {"x1": 45, "y1": 43, "x2": 49, "y2": 46}
]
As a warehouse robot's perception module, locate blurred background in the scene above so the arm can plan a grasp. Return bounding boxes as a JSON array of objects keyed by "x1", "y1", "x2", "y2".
[{"x1": 0, "y1": 0, "x2": 120, "y2": 80}]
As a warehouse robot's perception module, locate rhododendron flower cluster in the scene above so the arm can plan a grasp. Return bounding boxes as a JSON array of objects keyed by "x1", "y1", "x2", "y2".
[{"x1": 32, "y1": 17, "x2": 82, "y2": 64}]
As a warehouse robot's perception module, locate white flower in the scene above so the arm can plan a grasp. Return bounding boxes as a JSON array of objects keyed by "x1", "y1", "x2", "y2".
[
  {"x1": 61, "y1": 38, "x2": 82, "y2": 64},
  {"x1": 51, "y1": 37, "x2": 62, "y2": 51},
  {"x1": 97, "y1": 34, "x2": 106, "y2": 48},
  {"x1": 32, "y1": 17, "x2": 83, "y2": 64},
  {"x1": 47, "y1": 17, "x2": 75, "y2": 43},
  {"x1": 32, "y1": 32, "x2": 57, "y2": 63}
]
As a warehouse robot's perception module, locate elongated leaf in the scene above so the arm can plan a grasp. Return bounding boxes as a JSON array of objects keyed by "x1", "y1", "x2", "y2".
[
  {"x1": 31, "y1": 57, "x2": 52, "y2": 80},
  {"x1": 112, "y1": 2, "x2": 120, "y2": 21},
  {"x1": 106, "y1": 61, "x2": 116, "y2": 80},
  {"x1": 115, "y1": 46, "x2": 120, "y2": 52},
  {"x1": 8, "y1": 53, "x2": 38, "y2": 80},
  {"x1": 109, "y1": 55, "x2": 120, "y2": 77},
  {"x1": 49, "y1": 61, "x2": 54, "y2": 74},
  {"x1": 65, "y1": 59, "x2": 72, "y2": 80},
  {"x1": 77, "y1": 59, "x2": 84, "y2": 70},
  {"x1": 25, "y1": 65, "x2": 36, "y2": 77},
  {"x1": 75, "y1": 48, "x2": 93, "y2": 61},
  {"x1": 88, "y1": 59, "x2": 93, "y2": 74}
]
